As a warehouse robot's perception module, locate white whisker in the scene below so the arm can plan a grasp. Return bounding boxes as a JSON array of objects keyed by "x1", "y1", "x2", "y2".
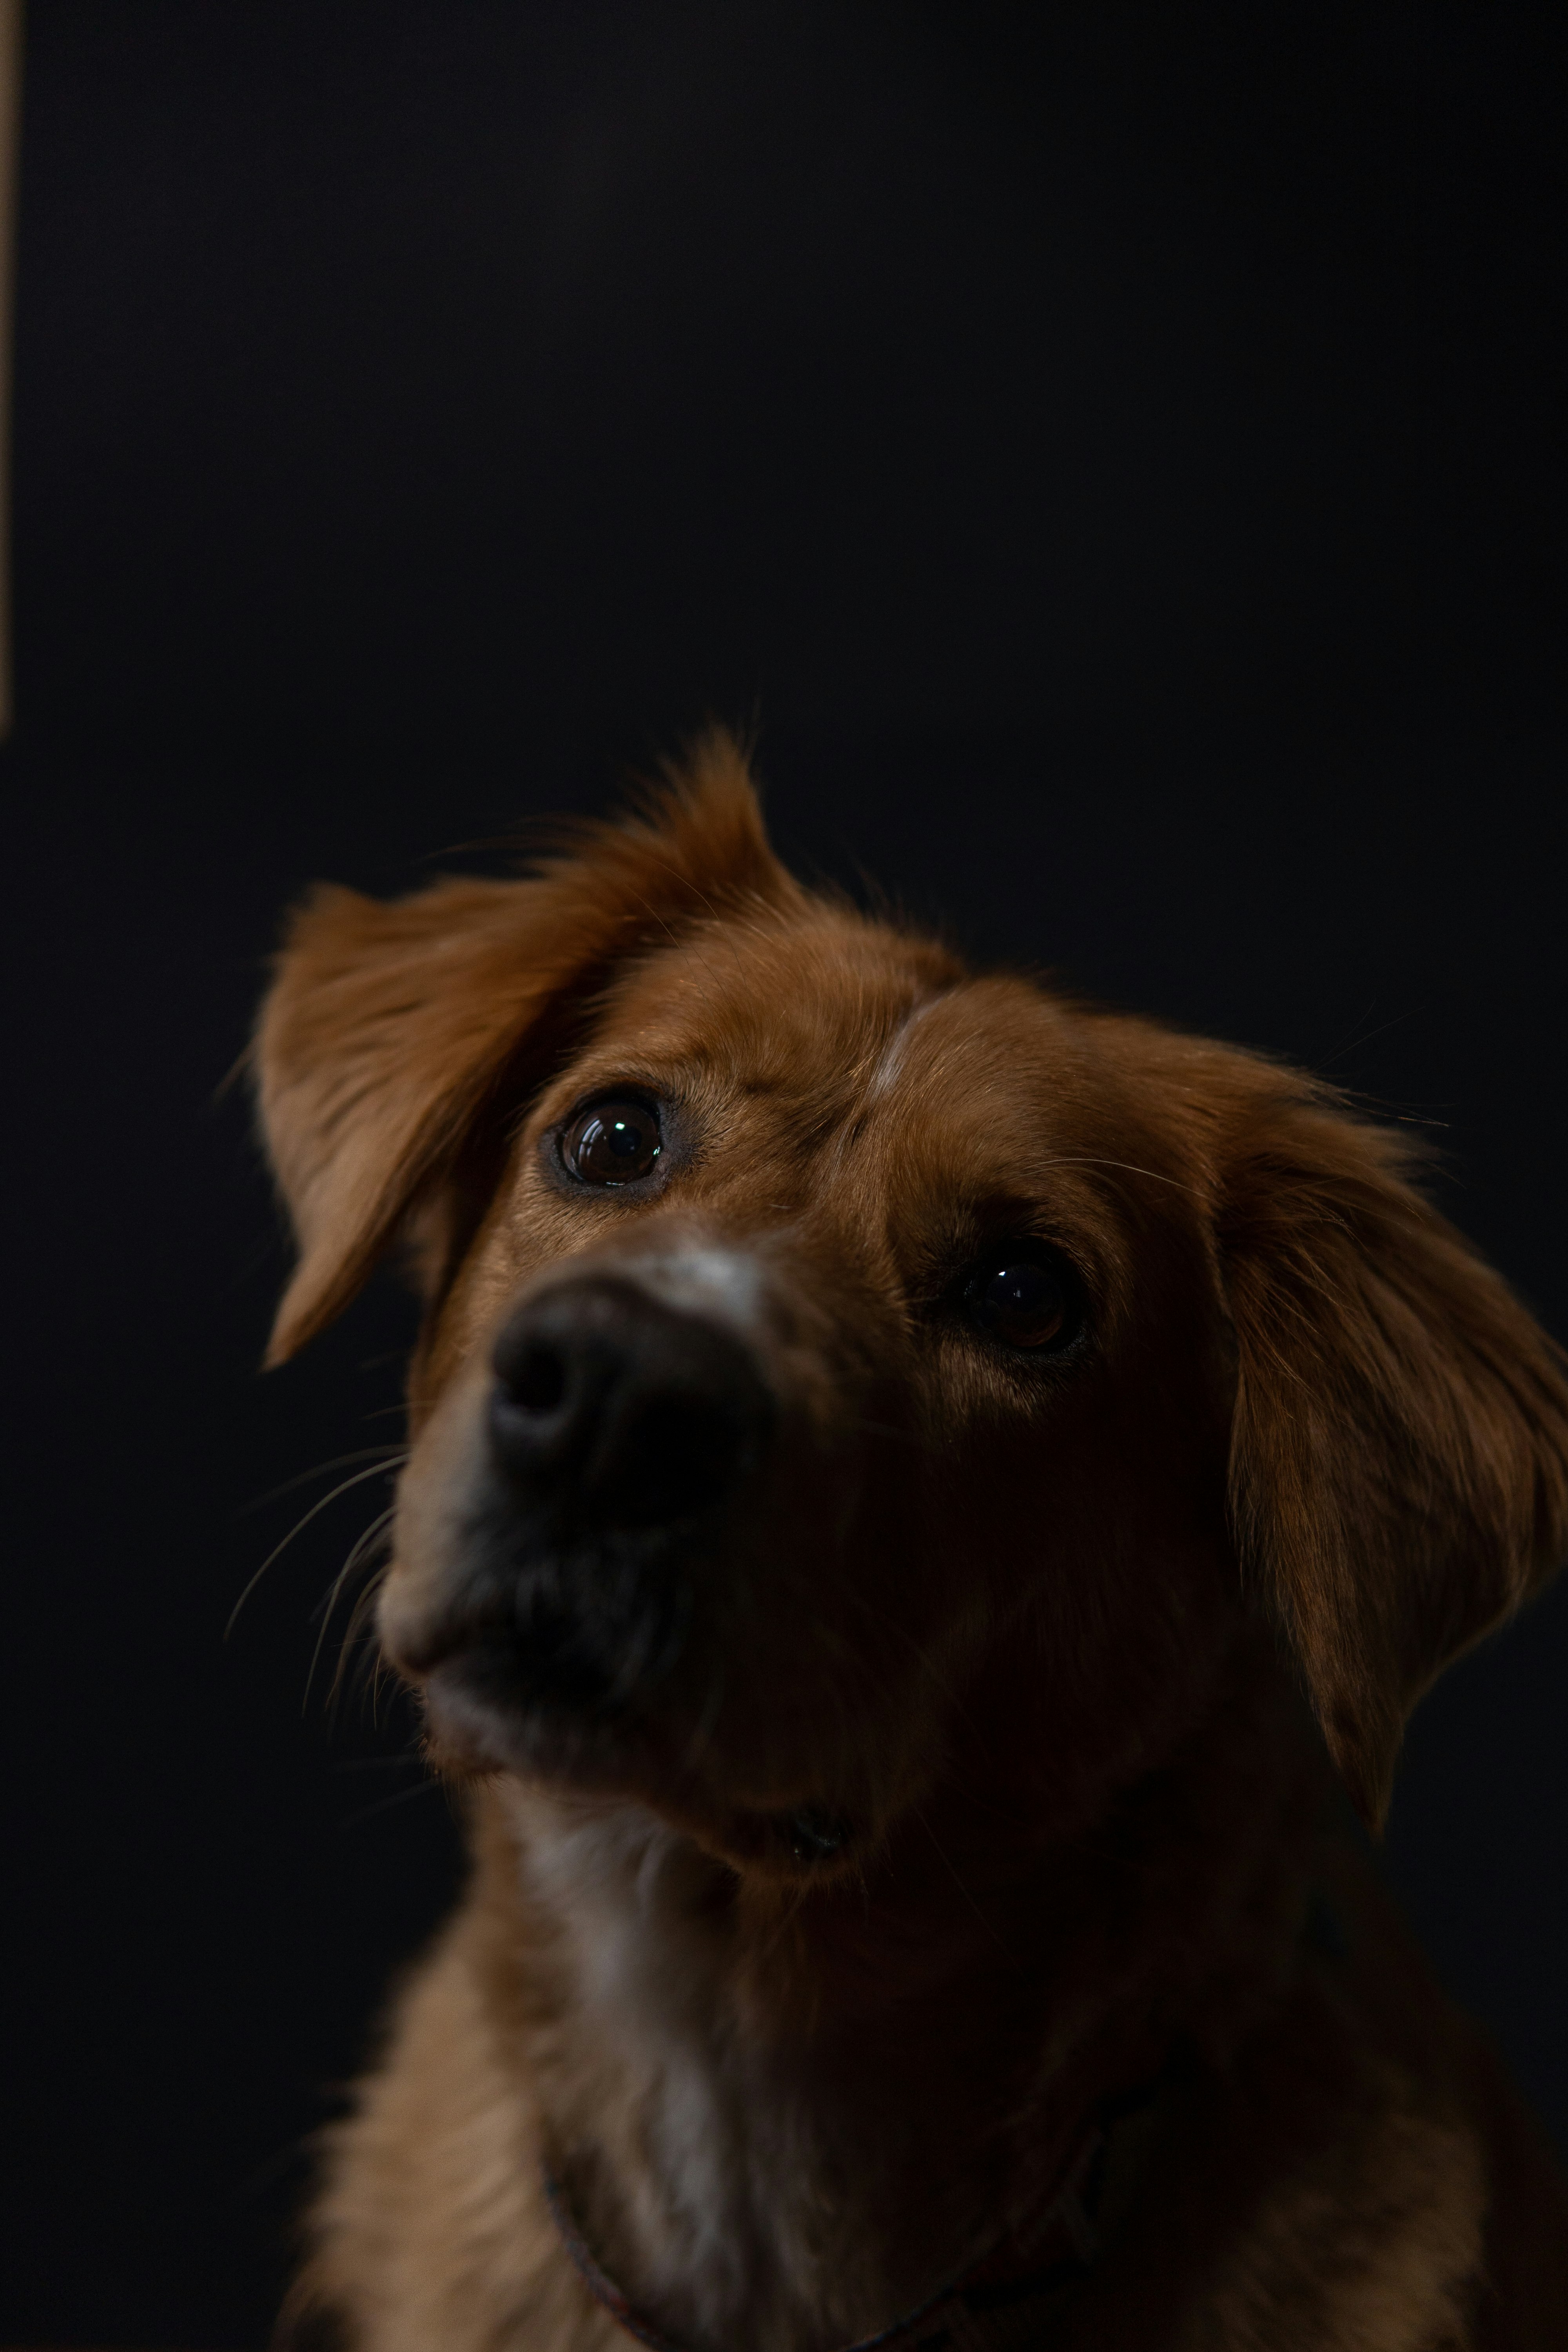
[
  {"x1": 307, "y1": 1508, "x2": 397, "y2": 1710},
  {"x1": 239, "y1": 1445, "x2": 408, "y2": 1517},
  {"x1": 226, "y1": 1458, "x2": 405, "y2": 1637}
]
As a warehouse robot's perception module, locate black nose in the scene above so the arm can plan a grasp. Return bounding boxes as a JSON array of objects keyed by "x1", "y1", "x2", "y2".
[{"x1": 489, "y1": 1276, "x2": 771, "y2": 1532}]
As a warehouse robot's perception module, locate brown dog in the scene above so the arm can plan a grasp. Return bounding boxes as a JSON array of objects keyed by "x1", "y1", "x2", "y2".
[{"x1": 256, "y1": 735, "x2": 1568, "y2": 2350}]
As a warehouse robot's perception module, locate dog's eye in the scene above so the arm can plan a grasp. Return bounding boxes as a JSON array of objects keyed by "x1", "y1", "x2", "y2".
[
  {"x1": 963, "y1": 1248, "x2": 1076, "y2": 1352},
  {"x1": 562, "y1": 1098, "x2": 662, "y2": 1186}
]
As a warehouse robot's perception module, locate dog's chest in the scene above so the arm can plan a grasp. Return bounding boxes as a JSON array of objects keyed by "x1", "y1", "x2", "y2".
[{"x1": 508, "y1": 1795, "x2": 857, "y2": 2350}]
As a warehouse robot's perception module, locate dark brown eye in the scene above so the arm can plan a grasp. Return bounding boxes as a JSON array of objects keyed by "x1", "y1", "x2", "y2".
[
  {"x1": 561, "y1": 1097, "x2": 663, "y2": 1186},
  {"x1": 963, "y1": 1248, "x2": 1076, "y2": 1352}
]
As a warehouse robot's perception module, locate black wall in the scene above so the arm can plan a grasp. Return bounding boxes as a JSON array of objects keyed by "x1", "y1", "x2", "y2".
[{"x1": 6, "y1": 7, "x2": 1566, "y2": 2343}]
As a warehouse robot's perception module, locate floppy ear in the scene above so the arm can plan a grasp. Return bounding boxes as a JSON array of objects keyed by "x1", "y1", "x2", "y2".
[
  {"x1": 255, "y1": 731, "x2": 796, "y2": 1367},
  {"x1": 1212, "y1": 1062, "x2": 1568, "y2": 1827}
]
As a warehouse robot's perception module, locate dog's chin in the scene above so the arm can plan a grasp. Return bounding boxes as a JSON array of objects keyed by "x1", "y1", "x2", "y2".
[
  {"x1": 415, "y1": 1651, "x2": 653, "y2": 1790},
  {"x1": 414, "y1": 1654, "x2": 863, "y2": 1883},
  {"x1": 385, "y1": 1519, "x2": 698, "y2": 1780}
]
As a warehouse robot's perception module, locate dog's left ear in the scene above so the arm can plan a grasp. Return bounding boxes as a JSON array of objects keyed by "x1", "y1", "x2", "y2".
[{"x1": 1210, "y1": 1060, "x2": 1568, "y2": 1827}]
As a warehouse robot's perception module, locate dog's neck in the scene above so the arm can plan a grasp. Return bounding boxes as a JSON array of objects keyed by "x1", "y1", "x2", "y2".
[
  {"x1": 472, "y1": 1637, "x2": 1324, "y2": 2352},
  {"x1": 501, "y1": 1791, "x2": 890, "y2": 2352}
]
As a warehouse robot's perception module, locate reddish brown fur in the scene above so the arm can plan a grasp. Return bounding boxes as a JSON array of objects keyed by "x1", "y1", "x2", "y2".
[{"x1": 256, "y1": 734, "x2": 1568, "y2": 2349}]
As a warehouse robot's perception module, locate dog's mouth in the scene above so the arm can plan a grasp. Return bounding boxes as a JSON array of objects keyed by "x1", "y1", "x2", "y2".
[
  {"x1": 405, "y1": 1264, "x2": 775, "y2": 1714},
  {"x1": 387, "y1": 1262, "x2": 774, "y2": 1742},
  {"x1": 416, "y1": 1642, "x2": 860, "y2": 1875},
  {"x1": 392, "y1": 1512, "x2": 702, "y2": 1792},
  {"x1": 401, "y1": 1548, "x2": 864, "y2": 1875},
  {"x1": 397, "y1": 1519, "x2": 696, "y2": 1713},
  {"x1": 385, "y1": 1264, "x2": 880, "y2": 1872}
]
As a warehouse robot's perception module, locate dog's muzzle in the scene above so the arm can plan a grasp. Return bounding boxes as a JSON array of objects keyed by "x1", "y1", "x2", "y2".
[{"x1": 409, "y1": 1272, "x2": 775, "y2": 1719}]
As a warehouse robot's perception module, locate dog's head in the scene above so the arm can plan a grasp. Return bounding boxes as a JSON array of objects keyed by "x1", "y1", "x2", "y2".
[{"x1": 256, "y1": 738, "x2": 1568, "y2": 1862}]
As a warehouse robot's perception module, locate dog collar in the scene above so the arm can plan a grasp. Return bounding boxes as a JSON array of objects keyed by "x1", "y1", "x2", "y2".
[{"x1": 543, "y1": 2079, "x2": 1158, "y2": 2352}]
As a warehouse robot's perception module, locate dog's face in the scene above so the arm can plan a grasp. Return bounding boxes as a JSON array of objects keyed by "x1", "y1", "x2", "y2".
[
  {"x1": 257, "y1": 738, "x2": 1568, "y2": 1860},
  {"x1": 379, "y1": 911, "x2": 1236, "y2": 1869}
]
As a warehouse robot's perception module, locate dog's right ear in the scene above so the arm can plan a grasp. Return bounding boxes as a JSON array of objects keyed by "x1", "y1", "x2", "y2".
[{"x1": 254, "y1": 732, "x2": 795, "y2": 1367}]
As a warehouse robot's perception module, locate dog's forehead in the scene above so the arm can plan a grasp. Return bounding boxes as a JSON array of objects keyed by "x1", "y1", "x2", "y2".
[
  {"x1": 594, "y1": 907, "x2": 961, "y2": 1092},
  {"x1": 590, "y1": 913, "x2": 1143, "y2": 1200},
  {"x1": 847, "y1": 978, "x2": 1147, "y2": 1238}
]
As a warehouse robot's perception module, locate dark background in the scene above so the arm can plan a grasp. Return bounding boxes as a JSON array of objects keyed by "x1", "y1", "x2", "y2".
[{"x1": 5, "y1": 4, "x2": 1566, "y2": 2343}]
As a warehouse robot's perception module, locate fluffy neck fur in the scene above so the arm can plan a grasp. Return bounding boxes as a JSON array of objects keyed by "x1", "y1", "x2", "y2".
[{"x1": 468, "y1": 1629, "x2": 1325, "y2": 2352}]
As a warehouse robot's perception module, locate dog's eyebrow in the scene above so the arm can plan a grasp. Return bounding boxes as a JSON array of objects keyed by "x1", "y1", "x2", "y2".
[{"x1": 860, "y1": 990, "x2": 956, "y2": 1106}]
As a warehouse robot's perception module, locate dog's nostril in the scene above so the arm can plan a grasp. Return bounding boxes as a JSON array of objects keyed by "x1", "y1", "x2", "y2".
[{"x1": 503, "y1": 1341, "x2": 568, "y2": 1416}]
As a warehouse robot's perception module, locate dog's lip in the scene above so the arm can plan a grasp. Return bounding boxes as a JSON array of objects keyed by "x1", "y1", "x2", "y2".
[
  {"x1": 418, "y1": 1652, "x2": 647, "y2": 1781},
  {"x1": 382, "y1": 1613, "x2": 476, "y2": 1681},
  {"x1": 420, "y1": 1655, "x2": 524, "y2": 1753},
  {"x1": 383, "y1": 1531, "x2": 694, "y2": 1711},
  {"x1": 417, "y1": 1659, "x2": 859, "y2": 1862}
]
